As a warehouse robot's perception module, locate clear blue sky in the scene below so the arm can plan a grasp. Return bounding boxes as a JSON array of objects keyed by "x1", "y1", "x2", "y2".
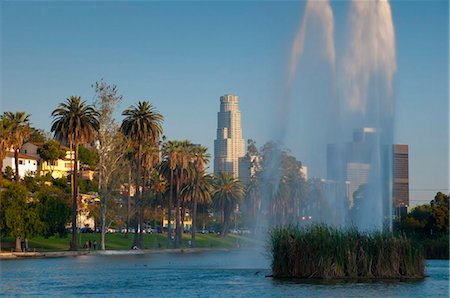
[{"x1": 1, "y1": 1, "x2": 448, "y2": 206}]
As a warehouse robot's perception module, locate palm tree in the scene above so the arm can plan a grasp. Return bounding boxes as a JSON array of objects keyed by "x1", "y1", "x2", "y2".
[
  {"x1": 190, "y1": 145, "x2": 210, "y2": 247},
  {"x1": 175, "y1": 141, "x2": 193, "y2": 247},
  {"x1": 161, "y1": 140, "x2": 179, "y2": 247},
  {"x1": 213, "y1": 172, "x2": 244, "y2": 237},
  {"x1": 244, "y1": 175, "x2": 261, "y2": 234},
  {"x1": 140, "y1": 144, "x2": 160, "y2": 246},
  {"x1": 3, "y1": 112, "x2": 31, "y2": 183},
  {"x1": 51, "y1": 96, "x2": 100, "y2": 251},
  {"x1": 121, "y1": 101, "x2": 163, "y2": 248},
  {"x1": 149, "y1": 169, "x2": 167, "y2": 232},
  {"x1": 0, "y1": 116, "x2": 13, "y2": 187}
]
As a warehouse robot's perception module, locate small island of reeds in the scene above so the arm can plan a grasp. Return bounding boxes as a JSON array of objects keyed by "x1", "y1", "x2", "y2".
[{"x1": 269, "y1": 225, "x2": 425, "y2": 279}]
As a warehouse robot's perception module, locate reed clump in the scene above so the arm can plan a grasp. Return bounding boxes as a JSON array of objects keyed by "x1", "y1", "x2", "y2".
[{"x1": 269, "y1": 225, "x2": 424, "y2": 279}]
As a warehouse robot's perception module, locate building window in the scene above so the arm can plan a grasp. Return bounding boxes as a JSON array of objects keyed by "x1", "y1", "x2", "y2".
[{"x1": 19, "y1": 160, "x2": 23, "y2": 165}]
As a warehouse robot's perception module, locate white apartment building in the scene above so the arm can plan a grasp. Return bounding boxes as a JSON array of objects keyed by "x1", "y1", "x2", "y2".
[
  {"x1": 214, "y1": 94, "x2": 245, "y2": 178},
  {"x1": 2, "y1": 152, "x2": 39, "y2": 178}
]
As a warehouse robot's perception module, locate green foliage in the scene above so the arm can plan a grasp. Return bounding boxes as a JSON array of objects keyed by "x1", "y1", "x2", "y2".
[
  {"x1": 269, "y1": 225, "x2": 425, "y2": 279},
  {"x1": 52, "y1": 176, "x2": 71, "y2": 193},
  {"x1": 78, "y1": 144, "x2": 99, "y2": 167},
  {"x1": 37, "y1": 140, "x2": 66, "y2": 164},
  {"x1": 430, "y1": 192, "x2": 449, "y2": 234},
  {"x1": 28, "y1": 128, "x2": 48, "y2": 143},
  {"x1": 0, "y1": 184, "x2": 43, "y2": 238},
  {"x1": 78, "y1": 177, "x2": 99, "y2": 193},
  {"x1": 3, "y1": 166, "x2": 14, "y2": 180},
  {"x1": 212, "y1": 172, "x2": 245, "y2": 236},
  {"x1": 36, "y1": 187, "x2": 71, "y2": 237},
  {"x1": 400, "y1": 192, "x2": 449, "y2": 236}
]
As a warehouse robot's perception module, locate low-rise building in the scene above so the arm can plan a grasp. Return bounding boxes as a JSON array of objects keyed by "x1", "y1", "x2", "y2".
[
  {"x1": 2, "y1": 151, "x2": 39, "y2": 178},
  {"x1": 20, "y1": 142, "x2": 75, "y2": 179}
]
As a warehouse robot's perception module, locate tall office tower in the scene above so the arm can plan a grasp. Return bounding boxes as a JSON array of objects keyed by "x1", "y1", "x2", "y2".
[
  {"x1": 327, "y1": 128, "x2": 376, "y2": 205},
  {"x1": 214, "y1": 94, "x2": 245, "y2": 178},
  {"x1": 393, "y1": 144, "x2": 409, "y2": 218}
]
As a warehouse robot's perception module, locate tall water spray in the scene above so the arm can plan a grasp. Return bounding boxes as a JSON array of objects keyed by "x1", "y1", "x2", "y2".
[{"x1": 262, "y1": 0, "x2": 397, "y2": 232}]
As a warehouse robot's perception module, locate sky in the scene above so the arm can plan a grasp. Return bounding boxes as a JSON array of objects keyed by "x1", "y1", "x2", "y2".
[{"x1": 1, "y1": 0, "x2": 448, "y2": 207}]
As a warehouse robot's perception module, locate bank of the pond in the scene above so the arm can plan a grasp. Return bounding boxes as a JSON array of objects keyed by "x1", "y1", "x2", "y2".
[
  {"x1": 0, "y1": 247, "x2": 235, "y2": 260},
  {"x1": 270, "y1": 225, "x2": 425, "y2": 279},
  {"x1": 0, "y1": 233, "x2": 258, "y2": 254}
]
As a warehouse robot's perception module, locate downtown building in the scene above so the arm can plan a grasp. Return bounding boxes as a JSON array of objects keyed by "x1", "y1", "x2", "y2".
[
  {"x1": 393, "y1": 144, "x2": 409, "y2": 219},
  {"x1": 326, "y1": 128, "x2": 410, "y2": 224},
  {"x1": 214, "y1": 94, "x2": 245, "y2": 178}
]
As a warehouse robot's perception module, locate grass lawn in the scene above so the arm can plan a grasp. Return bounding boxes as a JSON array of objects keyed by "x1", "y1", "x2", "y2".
[{"x1": 0, "y1": 233, "x2": 260, "y2": 252}]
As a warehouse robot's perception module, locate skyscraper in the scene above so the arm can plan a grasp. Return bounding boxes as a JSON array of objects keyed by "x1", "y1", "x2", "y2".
[
  {"x1": 393, "y1": 144, "x2": 409, "y2": 218},
  {"x1": 214, "y1": 94, "x2": 245, "y2": 178}
]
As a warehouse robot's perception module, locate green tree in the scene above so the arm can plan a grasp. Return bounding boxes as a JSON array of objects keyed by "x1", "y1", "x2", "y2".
[
  {"x1": 161, "y1": 140, "x2": 180, "y2": 247},
  {"x1": 430, "y1": 192, "x2": 449, "y2": 234},
  {"x1": 2, "y1": 112, "x2": 31, "y2": 184},
  {"x1": 51, "y1": 96, "x2": 100, "y2": 250},
  {"x1": 3, "y1": 166, "x2": 15, "y2": 181},
  {"x1": 174, "y1": 140, "x2": 193, "y2": 247},
  {"x1": 36, "y1": 187, "x2": 71, "y2": 237},
  {"x1": 28, "y1": 128, "x2": 48, "y2": 143},
  {"x1": 0, "y1": 117, "x2": 13, "y2": 187},
  {"x1": 0, "y1": 184, "x2": 42, "y2": 251},
  {"x1": 190, "y1": 145, "x2": 210, "y2": 247},
  {"x1": 37, "y1": 140, "x2": 66, "y2": 175},
  {"x1": 212, "y1": 172, "x2": 244, "y2": 237},
  {"x1": 78, "y1": 145, "x2": 99, "y2": 168},
  {"x1": 400, "y1": 204, "x2": 432, "y2": 235},
  {"x1": 121, "y1": 101, "x2": 163, "y2": 248}
]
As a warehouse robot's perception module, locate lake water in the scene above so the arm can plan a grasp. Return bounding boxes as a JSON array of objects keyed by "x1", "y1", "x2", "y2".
[{"x1": 0, "y1": 249, "x2": 448, "y2": 297}]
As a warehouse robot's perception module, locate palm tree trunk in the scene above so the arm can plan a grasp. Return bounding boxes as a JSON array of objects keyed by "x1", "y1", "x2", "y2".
[
  {"x1": 222, "y1": 209, "x2": 229, "y2": 237},
  {"x1": 133, "y1": 145, "x2": 142, "y2": 248},
  {"x1": 175, "y1": 170, "x2": 181, "y2": 248},
  {"x1": 14, "y1": 148, "x2": 20, "y2": 184},
  {"x1": 70, "y1": 140, "x2": 79, "y2": 251},
  {"x1": 140, "y1": 167, "x2": 147, "y2": 248},
  {"x1": 191, "y1": 177, "x2": 199, "y2": 247},
  {"x1": 167, "y1": 169, "x2": 174, "y2": 248},
  {"x1": 15, "y1": 236, "x2": 22, "y2": 252},
  {"x1": 126, "y1": 166, "x2": 131, "y2": 235}
]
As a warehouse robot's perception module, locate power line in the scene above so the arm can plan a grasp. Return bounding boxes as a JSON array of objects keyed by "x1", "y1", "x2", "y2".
[{"x1": 410, "y1": 189, "x2": 449, "y2": 191}]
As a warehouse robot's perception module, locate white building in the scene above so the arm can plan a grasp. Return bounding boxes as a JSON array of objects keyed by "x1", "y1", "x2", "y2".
[
  {"x1": 2, "y1": 152, "x2": 39, "y2": 178},
  {"x1": 238, "y1": 154, "x2": 262, "y2": 185},
  {"x1": 214, "y1": 94, "x2": 245, "y2": 178}
]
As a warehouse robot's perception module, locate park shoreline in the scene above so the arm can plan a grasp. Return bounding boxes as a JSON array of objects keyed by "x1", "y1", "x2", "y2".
[{"x1": 0, "y1": 247, "x2": 234, "y2": 260}]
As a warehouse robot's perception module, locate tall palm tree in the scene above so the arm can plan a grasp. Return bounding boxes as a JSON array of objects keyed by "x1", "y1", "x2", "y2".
[
  {"x1": 161, "y1": 140, "x2": 179, "y2": 247},
  {"x1": 244, "y1": 175, "x2": 261, "y2": 234},
  {"x1": 190, "y1": 145, "x2": 210, "y2": 247},
  {"x1": 140, "y1": 143, "x2": 160, "y2": 246},
  {"x1": 51, "y1": 96, "x2": 100, "y2": 251},
  {"x1": 0, "y1": 116, "x2": 13, "y2": 188},
  {"x1": 149, "y1": 169, "x2": 167, "y2": 232},
  {"x1": 3, "y1": 112, "x2": 31, "y2": 183},
  {"x1": 175, "y1": 141, "x2": 193, "y2": 247},
  {"x1": 213, "y1": 172, "x2": 244, "y2": 237},
  {"x1": 121, "y1": 101, "x2": 163, "y2": 248}
]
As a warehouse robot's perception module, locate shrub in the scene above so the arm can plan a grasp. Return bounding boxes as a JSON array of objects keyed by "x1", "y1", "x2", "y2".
[{"x1": 269, "y1": 225, "x2": 425, "y2": 279}]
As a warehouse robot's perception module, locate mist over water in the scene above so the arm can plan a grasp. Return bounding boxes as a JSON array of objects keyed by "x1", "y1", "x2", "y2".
[{"x1": 265, "y1": 0, "x2": 397, "y2": 232}]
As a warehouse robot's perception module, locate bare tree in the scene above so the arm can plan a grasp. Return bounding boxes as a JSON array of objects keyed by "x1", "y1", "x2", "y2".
[{"x1": 93, "y1": 80, "x2": 127, "y2": 250}]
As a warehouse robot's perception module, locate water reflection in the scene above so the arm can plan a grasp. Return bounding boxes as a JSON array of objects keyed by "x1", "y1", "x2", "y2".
[{"x1": 0, "y1": 251, "x2": 448, "y2": 297}]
